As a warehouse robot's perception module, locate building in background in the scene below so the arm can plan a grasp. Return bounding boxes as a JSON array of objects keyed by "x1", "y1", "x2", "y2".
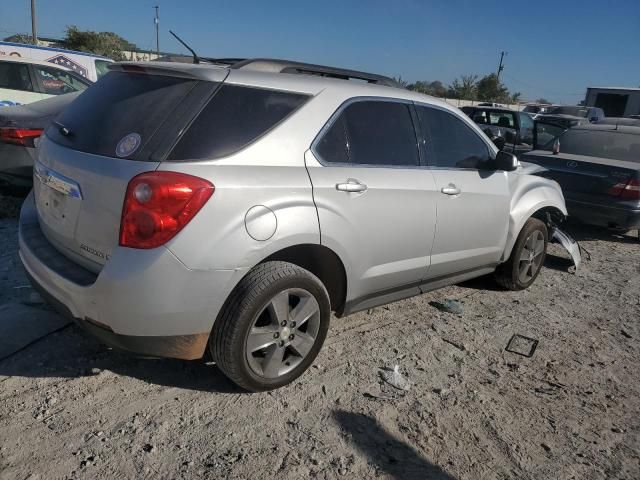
[{"x1": 584, "y1": 87, "x2": 640, "y2": 117}]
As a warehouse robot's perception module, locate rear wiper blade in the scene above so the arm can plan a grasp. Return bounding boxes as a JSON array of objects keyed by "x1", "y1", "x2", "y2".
[{"x1": 53, "y1": 121, "x2": 72, "y2": 137}]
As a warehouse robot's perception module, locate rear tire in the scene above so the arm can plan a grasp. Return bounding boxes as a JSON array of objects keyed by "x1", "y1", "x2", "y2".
[
  {"x1": 495, "y1": 218, "x2": 548, "y2": 290},
  {"x1": 210, "y1": 261, "x2": 330, "y2": 392}
]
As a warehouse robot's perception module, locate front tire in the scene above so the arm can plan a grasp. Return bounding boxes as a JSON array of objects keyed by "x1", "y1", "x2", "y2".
[
  {"x1": 210, "y1": 261, "x2": 330, "y2": 392},
  {"x1": 495, "y1": 218, "x2": 548, "y2": 290}
]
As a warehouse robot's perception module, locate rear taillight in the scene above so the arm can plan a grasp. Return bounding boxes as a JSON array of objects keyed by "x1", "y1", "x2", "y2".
[
  {"x1": 0, "y1": 127, "x2": 43, "y2": 147},
  {"x1": 608, "y1": 179, "x2": 640, "y2": 200},
  {"x1": 119, "y1": 171, "x2": 214, "y2": 249}
]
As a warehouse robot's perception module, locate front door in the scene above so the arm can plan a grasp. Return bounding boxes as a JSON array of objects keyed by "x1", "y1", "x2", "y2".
[
  {"x1": 305, "y1": 99, "x2": 439, "y2": 310},
  {"x1": 415, "y1": 104, "x2": 511, "y2": 279}
]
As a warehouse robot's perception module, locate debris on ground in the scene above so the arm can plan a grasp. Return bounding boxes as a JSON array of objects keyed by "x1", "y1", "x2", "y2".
[
  {"x1": 505, "y1": 334, "x2": 539, "y2": 358},
  {"x1": 429, "y1": 299, "x2": 463, "y2": 315},
  {"x1": 379, "y1": 365, "x2": 411, "y2": 391},
  {"x1": 551, "y1": 228, "x2": 582, "y2": 271}
]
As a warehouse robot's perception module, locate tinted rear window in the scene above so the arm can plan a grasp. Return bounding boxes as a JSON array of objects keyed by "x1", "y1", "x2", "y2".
[
  {"x1": 48, "y1": 71, "x2": 199, "y2": 159},
  {"x1": 168, "y1": 85, "x2": 308, "y2": 160},
  {"x1": 549, "y1": 130, "x2": 640, "y2": 163}
]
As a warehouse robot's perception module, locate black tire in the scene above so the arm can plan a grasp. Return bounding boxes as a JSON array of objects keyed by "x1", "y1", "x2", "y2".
[
  {"x1": 210, "y1": 261, "x2": 330, "y2": 392},
  {"x1": 495, "y1": 218, "x2": 548, "y2": 290}
]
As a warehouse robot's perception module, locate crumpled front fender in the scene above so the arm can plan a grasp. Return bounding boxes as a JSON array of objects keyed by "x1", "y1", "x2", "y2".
[{"x1": 502, "y1": 174, "x2": 568, "y2": 262}]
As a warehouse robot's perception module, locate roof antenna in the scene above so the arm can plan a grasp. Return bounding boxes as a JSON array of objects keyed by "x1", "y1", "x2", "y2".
[{"x1": 169, "y1": 30, "x2": 200, "y2": 64}]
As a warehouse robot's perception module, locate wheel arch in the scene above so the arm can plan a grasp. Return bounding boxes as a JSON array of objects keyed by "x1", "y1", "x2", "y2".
[
  {"x1": 502, "y1": 178, "x2": 568, "y2": 262},
  {"x1": 261, "y1": 244, "x2": 348, "y2": 316}
]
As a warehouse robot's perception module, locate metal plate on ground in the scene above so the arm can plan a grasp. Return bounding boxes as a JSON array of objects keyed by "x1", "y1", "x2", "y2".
[{"x1": 505, "y1": 334, "x2": 539, "y2": 358}]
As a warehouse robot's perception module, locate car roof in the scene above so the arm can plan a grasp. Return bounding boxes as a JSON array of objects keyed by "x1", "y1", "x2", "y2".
[
  {"x1": 112, "y1": 61, "x2": 464, "y2": 114},
  {"x1": 0, "y1": 56, "x2": 72, "y2": 70}
]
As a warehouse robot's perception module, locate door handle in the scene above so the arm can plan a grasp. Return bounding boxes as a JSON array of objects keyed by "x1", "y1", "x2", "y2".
[
  {"x1": 336, "y1": 179, "x2": 367, "y2": 193},
  {"x1": 441, "y1": 184, "x2": 461, "y2": 195}
]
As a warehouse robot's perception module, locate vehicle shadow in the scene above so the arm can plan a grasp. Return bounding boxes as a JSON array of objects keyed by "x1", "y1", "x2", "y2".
[
  {"x1": 332, "y1": 410, "x2": 455, "y2": 480},
  {"x1": 0, "y1": 324, "x2": 245, "y2": 394}
]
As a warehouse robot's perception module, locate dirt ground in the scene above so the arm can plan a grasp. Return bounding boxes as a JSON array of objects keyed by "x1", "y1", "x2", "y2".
[{"x1": 0, "y1": 191, "x2": 638, "y2": 480}]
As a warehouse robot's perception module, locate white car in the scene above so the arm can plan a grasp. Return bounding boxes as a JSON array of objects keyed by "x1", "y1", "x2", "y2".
[
  {"x1": 0, "y1": 41, "x2": 112, "y2": 82},
  {"x1": 0, "y1": 57, "x2": 91, "y2": 106}
]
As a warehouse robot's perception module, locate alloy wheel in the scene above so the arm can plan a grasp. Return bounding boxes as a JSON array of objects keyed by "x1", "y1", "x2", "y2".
[
  {"x1": 518, "y1": 230, "x2": 545, "y2": 283},
  {"x1": 245, "y1": 288, "x2": 321, "y2": 379}
]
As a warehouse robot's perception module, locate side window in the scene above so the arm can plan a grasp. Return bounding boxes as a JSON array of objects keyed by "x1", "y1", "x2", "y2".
[
  {"x1": 316, "y1": 100, "x2": 419, "y2": 167},
  {"x1": 169, "y1": 85, "x2": 309, "y2": 160},
  {"x1": 34, "y1": 66, "x2": 89, "y2": 95},
  {"x1": 417, "y1": 106, "x2": 491, "y2": 169},
  {"x1": 94, "y1": 60, "x2": 111, "y2": 79},
  {"x1": 0, "y1": 62, "x2": 33, "y2": 92},
  {"x1": 519, "y1": 112, "x2": 534, "y2": 130}
]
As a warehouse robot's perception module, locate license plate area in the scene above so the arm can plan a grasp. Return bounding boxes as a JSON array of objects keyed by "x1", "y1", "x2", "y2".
[{"x1": 34, "y1": 162, "x2": 82, "y2": 238}]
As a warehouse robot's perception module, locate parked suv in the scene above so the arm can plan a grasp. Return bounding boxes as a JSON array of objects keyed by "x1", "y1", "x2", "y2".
[{"x1": 19, "y1": 60, "x2": 568, "y2": 391}]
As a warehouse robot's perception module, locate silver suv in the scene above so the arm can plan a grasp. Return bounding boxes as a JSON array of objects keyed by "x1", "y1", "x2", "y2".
[{"x1": 19, "y1": 60, "x2": 568, "y2": 391}]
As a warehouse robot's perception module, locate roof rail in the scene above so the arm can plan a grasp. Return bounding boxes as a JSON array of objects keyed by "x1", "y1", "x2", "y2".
[{"x1": 229, "y1": 58, "x2": 401, "y2": 88}]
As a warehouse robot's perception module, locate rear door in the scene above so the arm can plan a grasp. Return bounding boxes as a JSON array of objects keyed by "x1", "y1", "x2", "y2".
[
  {"x1": 415, "y1": 104, "x2": 510, "y2": 278},
  {"x1": 306, "y1": 98, "x2": 438, "y2": 308},
  {"x1": 34, "y1": 67, "x2": 227, "y2": 272}
]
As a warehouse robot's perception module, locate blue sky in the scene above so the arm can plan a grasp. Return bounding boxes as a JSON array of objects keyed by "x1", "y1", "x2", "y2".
[{"x1": 1, "y1": 0, "x2": 639, "y2": 103}]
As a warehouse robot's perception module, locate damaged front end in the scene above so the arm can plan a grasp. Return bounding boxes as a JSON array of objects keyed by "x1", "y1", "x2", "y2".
[{"x1": 541, "y1": 210, "x2": 582, "y2": 271}]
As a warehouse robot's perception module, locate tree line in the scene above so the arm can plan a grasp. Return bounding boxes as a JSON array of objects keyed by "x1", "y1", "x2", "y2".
[
  {"x1": 5, "y1": 26, "x2": 135, "y2": 61},
  {"x1": 397, "y1": 74, "x2": 524, "y2": 104}
]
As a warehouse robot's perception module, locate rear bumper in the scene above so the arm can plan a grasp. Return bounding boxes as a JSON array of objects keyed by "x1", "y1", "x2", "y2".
[
  {"x1": 19, "y1": 191, "x2": 243, "y2": 360},
  {"x1": 566, "y1": 198, "x2": 640, "y2": 230},
  {"x1": 25, "y1": 268, "x2": 210, "y2": 359}
]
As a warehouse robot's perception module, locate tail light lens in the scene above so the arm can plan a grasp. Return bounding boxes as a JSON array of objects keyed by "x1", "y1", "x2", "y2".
[
  {"x1": 119, "y1": 172, "x2": 214, "y2": 249},
  {"x1": 608, "y1": 178, "x2": 640, "y2": 200},
  {"x1": 0, "y1": 127, "x2": 43, "y2": 147}
]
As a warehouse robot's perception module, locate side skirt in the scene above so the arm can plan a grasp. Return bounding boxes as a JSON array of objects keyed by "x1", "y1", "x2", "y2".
[{"x1": 342, "y1": 265, "x2": 497, "y2": 316}]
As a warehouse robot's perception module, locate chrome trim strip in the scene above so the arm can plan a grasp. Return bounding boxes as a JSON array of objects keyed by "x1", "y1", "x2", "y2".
[{"x1": 34, "y1": 162, "x2": 82, "y2": 199}]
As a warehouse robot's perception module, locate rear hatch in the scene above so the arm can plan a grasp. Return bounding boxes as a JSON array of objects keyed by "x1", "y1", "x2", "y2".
[
  {"x1": 522, "y1": 151, "x2": 640, "y2": 203},
  {"x1": 525, "y1": 126, "x2": 640, "y2": 204},
  {"x1": 34, "y1": 64, "x2": 227, "y2": 272}
]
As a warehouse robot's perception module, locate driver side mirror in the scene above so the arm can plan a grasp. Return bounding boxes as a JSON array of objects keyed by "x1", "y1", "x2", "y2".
[{"x1": 492, "y1": 150, "x2": 519, "y2": 171}]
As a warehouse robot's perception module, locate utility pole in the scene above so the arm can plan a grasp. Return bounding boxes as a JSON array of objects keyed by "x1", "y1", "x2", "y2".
[
  {"x1": 154, "y1": 6, "x2": 160, "y2": 57},
  {"x1": 30, "y1": 0, "x2": 38, "y2": 45},
  {"x1": 496, "y1": 51, "x2": 507, "y2": 80}
]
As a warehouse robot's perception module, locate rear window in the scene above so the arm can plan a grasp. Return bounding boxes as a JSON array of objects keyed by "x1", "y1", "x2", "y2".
[
  {"x1": 549, "y1": 129, "x2": 640, "y2": 163},
  {"x1": 168, "y1": 85, "x2": 309, "y2": 160},
  {"x1": 48, "y1": 71, "x2": 199, "y2": 159}
]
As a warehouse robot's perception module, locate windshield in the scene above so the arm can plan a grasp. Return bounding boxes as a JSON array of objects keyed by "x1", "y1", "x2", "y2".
[
  {"x1": 548, "y1": 106, "x2": 588, "y2": 117},
  {"x1": 546, "y1": 129, "x2": 640, "y2": 162}
]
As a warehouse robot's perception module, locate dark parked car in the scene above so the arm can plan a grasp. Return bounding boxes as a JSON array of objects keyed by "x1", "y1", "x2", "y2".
[
  {"x1": 0, "y1": 92, "x2": 79, "y2": 191},
  {"x1": 461, "y1": 106, "x2": 534, "y2": 156},
  {"x1": 597, "y1": 117, "x2": 640, "y2": 127},
  {"x1": 537, "y1": 105, "x2": 605, "y2": 129},
  {"x1": 522, "y1": 124, "x2": 640, "y2": 233}
]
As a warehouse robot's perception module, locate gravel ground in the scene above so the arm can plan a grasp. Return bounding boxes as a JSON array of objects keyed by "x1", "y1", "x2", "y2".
[{"x1": 0, "y1": 195, "x2": 638, "y2": 480}]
